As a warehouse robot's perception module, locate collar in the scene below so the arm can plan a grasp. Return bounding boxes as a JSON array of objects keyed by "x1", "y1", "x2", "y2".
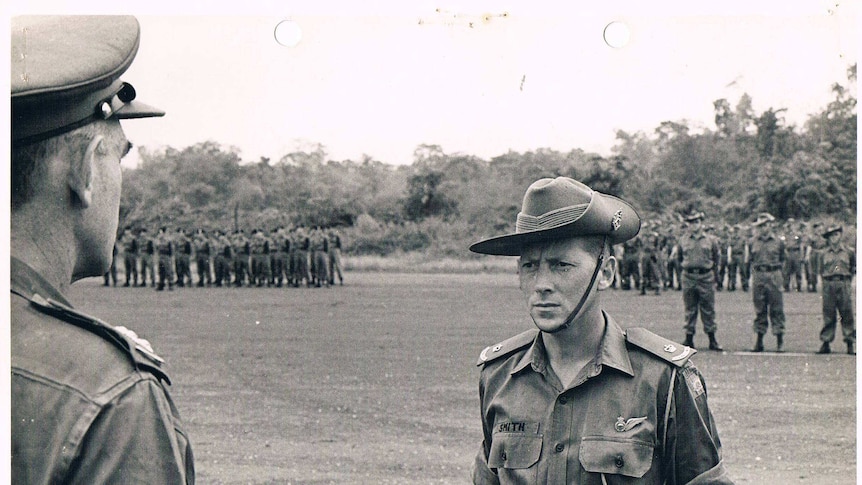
[
  {"x1": 10, "y1": 256, "x2": 72, "y2": 307},
  {"x1": 511, "y1": 311, "x2": 634, "y2": 378}
]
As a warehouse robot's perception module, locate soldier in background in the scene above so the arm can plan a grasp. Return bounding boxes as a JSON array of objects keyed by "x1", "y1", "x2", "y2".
[
  {"x1": 817, "y1": 226, "x2": 856, "y2": 355},
  {"x1": 619, "y1": 231, "x2": 642, "y2": 290},
  {"x1": 311, "y1": 226, "x2": 330, "y2": 288},
  {"x1": 328, "y1": 229, "x2": 344, "y2": 286},
  {"x1": 104, "y1": 239, "x2": 119, "y2": 287},
  {"x1": 212, "y1": 229, "x2": 233, "y2": 287},
  {"x1": 249, "y1": 228, "x2": 272, "y2": 287},
  {"x1": 747, "y1": 213, "x2": 786, "y2": 352},
  {"x1": 272, "y1": 226, "x2": 291, "y2": 287},
  {"x1": 806, "y1": 223, "x2": 824, "y2": 292},
  {"x1": 232, "y1": 229, "x2": 251, "y2": 287},
  {"x1": 714, "y1": 225, "x2": 729, "y2": 291},
  {"x1": 120, "y1": 226, "x2": 139, "y2": 287},
  {"x1": 640, "y1": 232, "x2": 662, "y2": 295},
  {"x1": 678, "y1": 212, "x2": 723, "y2": 351},
  {"x1": 783, "y1": 219, "x2": 804, "y2": 292},
  {"x1": 138, "y1": 227, "x2": 157, "y2": 287},
  {"x1": 726, "y1": 225, "x2": 748, "y2": 291},
  {"x1": 666, "y1": 224, "x2": 683, "y2": 290},
  {"x1": 293, "y1": 226, "x2": 313, "y2": 287},
  {"x1": 193, "y1": 228, "x2": 213, "y2": 287},
  {"x1": 156, "y1": 226, "x2": 175, "y2": 291},
  {"x1": 174, "y1": 228, "x2": 193, "y2": 287}
]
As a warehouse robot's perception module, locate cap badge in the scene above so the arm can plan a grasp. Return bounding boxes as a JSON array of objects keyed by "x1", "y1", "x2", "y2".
[{"x1": 611, "y1": 209, "x2": 623, "y2": 231}]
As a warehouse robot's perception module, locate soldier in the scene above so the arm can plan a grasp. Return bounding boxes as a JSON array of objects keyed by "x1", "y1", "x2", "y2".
[
  {"x1": 640, "y1": 232, "x2": 662, "y2": 295},
  {"x1": 714, "y1": 225, "x2": 729, "y2": 291},
  {"x1": 329, "y1": 229, "x2": 345, "y2": 286},
  {"x1": 747, "y1": 213, "x2": 786, "y2": 352},
  {"x1": 156, "y1": 226, "x2": 175, "y2": 291},
  {"x1": 469, "y1": 177, "x2": 732, "y2": 484},
  {"x1": 104, "y1": 239, "x2": 119, "y2": 287},
  {"x1": 212, "y1": 229, "x2": 233, "y2": 287},
  {"x1": 806, "y1": 223, "x2": 824, "y2": 292},
  {"x1": 666, "y1": 224, "x2": 684, "y2": 290},
  {"x1": 272, "y1": 226, "x2": 291, "y2": 287},
  {"x1": 783, "y1": 219, "x2": 804, "y2": 292},
  {"x1": 249, "y1": 228, "x2": 272, "y2": 287},
  {"x1": 619, "y1": 231, "x2": 642, "y2": 290},
  {"x1": 816, "y1": 226, "x2": 856, "y2": 355},
  {"x1": 311, "y1": 226, "x2": 330, "y2": 288},
  {"x1": 10, "y1": 16, "x2": 193, "y2": 482},
  {"x1": 232, "y1": 229, "x2": 251, "y2": 287},
  {"x1": 174, "y1": 228, "x2": 193, "y2": 287},
  {"x1": 293, "y1": 226, "x2": 313, "y2": 287},
  {"x1": 193, "y1": 228, "x2": 213, "y2": 287},
  {"x1": 677, "y1": 212, "x2": 723, "y2": 351},
  {"x1": 119, "y1": 225, "x2": 139, "y2": 287},
  {"x1": 726, "y1": 225, "x2": 748, "y2": 291},
  {"x1": 138, "y1": 227, "x2": 157, "y2": 287}
]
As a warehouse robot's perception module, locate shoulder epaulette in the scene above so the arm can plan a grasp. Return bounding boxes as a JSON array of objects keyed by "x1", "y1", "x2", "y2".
[
  {"x1": 477, "y1": 329, "x2": 538, "y2": 366},
  {"x1": 28, "y1": 293, "x2": 171, "y2": 384},
  {"x1": 625, "y1": 327, "x2": 695, "y2": 367}
]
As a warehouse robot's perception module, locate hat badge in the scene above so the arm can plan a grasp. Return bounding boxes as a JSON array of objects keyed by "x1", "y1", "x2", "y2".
[{"x1": 611, "y1": 209, "x2": 623, "y2": 231}]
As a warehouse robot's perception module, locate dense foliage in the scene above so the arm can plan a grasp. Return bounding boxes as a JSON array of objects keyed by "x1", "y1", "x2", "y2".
[{"x1": 121, "y1": 66, "x2": 856, "y2": 257}]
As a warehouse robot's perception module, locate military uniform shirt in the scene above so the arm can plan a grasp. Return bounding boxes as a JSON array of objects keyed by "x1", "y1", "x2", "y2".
[
  {"x1": 749, "y1": 233, "x2": 784, "y2": 268},
  {"x1": 821, "y1": 244, "x2": 855, "y2": 278},
  {"x1": 473, "y1": 313, "x2": 731, "y2": 484},
  {"x1": 11, "y1": 257, "x2": 194, "y2": 484},
  {"x1": 678, "y1": 232, "x2": 719, "y2": 270}
]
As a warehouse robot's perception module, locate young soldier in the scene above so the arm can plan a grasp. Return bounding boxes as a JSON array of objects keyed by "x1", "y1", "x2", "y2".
[
  {"x1": 470, "y1": 177, "x2": 732, "y2": 484},
  {"x1": 816, "y1": 226, "x2": 856, "y2": 355},
  {"x1": 677, "y1": 213, "x2": 723, "y2": 351},
  {"x1": 747, "y1": 213, "x2": 786, "y2": 352}
]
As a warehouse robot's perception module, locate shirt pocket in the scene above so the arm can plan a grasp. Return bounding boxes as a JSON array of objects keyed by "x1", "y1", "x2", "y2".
[
  {"x1": 579, "y1": 436, "x2": 654, "y2": 479},
  {"x1": 488, "y1": 432, "x2": 543, "y2": 470}
]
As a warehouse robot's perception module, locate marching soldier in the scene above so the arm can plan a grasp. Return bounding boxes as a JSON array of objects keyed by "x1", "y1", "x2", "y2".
[
  {"x1": 747, "y1": 213, "x2": 786, "y2": 352},
  {"x1": 816, "y1": 226, "x2": 856, "y2": 355}
]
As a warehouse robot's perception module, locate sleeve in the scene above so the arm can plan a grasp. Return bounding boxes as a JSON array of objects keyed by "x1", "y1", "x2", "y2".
[
  {"x1": 68, "y1": 377, "x2": 195, "y2": 485},
  {"x1": 664, "y1": 362, "x2": 734, "y2": 485},
  {"x1": 472, "y1": 372, "x2": 500, "y2": 485}
]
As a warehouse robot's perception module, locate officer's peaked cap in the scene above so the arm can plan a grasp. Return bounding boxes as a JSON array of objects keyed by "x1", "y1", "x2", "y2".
[
  {"x1": 12, "y1": 15, "x2": 164, "y2": 148},
  {"x1": 469, "y1": 177, "x2": 640, "y2": 256}
]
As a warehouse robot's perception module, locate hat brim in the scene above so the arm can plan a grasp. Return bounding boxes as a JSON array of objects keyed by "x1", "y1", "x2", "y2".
[
  {"x1": 469, "y1": 193, "x2": 640, "y2": 256},
  {"x1": 115, "y1": 99, "x2": 165, "y2": 119}
]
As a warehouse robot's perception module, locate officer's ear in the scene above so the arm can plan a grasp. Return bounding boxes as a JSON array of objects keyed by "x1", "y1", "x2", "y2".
[
  {"x1": 68, "y1": 135, "x2": 104, "y2": 208},
  {"x1": 597, "y1": 255, "x2": 617, "y2": 291}
]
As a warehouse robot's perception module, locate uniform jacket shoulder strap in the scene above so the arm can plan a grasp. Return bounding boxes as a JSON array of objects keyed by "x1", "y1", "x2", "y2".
[
  {"x1": 26, "y1": 293, "x2": 172, "y2": 384},
  {"x1": 477, "y1": 329, "x2": 538, "y2": 366},
  {"x1": 625, "y1": 327, "x2": 695, "y2": 367}
]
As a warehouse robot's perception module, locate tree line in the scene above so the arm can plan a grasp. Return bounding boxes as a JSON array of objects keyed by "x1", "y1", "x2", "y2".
[{"x1": 121, "y1": 65, "x2": 856, "y2": 257}]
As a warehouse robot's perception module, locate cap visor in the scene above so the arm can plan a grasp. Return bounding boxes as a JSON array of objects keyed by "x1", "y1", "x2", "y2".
[{"x1": 115, "y1": 99, "x2": 165, "y2": 119}]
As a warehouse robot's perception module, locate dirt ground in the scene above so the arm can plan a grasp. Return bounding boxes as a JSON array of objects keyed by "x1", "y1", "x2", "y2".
[{"x1": 70, "y1": 272, "x2": 856, "y2": 484}]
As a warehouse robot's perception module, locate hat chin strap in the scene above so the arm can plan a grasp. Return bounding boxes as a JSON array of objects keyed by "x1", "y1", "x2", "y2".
[{"x1": 545, "y1": 236, "x2": 607, "y2": 334}]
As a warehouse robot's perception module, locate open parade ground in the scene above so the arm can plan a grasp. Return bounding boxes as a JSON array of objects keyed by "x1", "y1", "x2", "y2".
[{"x1": 71, "y1": 272, "x2": 856, "y2": 484}]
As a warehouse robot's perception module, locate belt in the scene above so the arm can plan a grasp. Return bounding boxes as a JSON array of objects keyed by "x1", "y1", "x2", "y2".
[
  {"x1": 684, "y1": 267, "x2": 712, "y2": 274},
  {"x1": 823, "y1": 275, "x2": 851, "y2": 281},
  {"x1": 754, "y1": 264, "x2": 782, "y2": 272}
]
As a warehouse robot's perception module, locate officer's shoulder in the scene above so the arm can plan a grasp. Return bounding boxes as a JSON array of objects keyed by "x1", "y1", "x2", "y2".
[
  {"x1": 625, "y1": 327, "x2": 695, "y2": 367},
  {"x1": 477, "y1": 329, "x2": 538, "y2": 366},
  {"x1": 26, "y1": 293, "x2": 171, "y2": 384}
]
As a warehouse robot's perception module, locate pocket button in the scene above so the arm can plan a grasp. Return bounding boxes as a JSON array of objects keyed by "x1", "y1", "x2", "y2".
[{"x1": 615, "y1": 455, "x2": 625, "y2": 468}]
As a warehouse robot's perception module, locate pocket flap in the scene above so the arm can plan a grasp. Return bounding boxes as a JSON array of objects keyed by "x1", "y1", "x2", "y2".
[
  {"x1": 579, "y1": 436, "x2": 654, "y2": 478},
  {"x1": 488, "y1": 434, "x2": 543, "y2": 469}
]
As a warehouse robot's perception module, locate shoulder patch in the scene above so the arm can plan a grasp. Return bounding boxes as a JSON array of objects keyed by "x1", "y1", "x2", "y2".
[
  {"x1": 477, "y1": 329, "x2": 538, "y2": 366},
  {"x1": 625, "y1": 327, "x2": 695, "y2": 367},
  {"x1": 29, "y1": 293, "x2": 171, "y2": 384}
]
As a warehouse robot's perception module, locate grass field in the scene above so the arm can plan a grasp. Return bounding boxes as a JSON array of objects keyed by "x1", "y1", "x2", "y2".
[{"x1": 71, "y1": 272, "x2": 856, "y2": 484}]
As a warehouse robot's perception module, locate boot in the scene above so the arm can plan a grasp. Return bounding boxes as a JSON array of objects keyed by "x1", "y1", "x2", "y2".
[
  {"x1": 752, "y1": 333, "x2": 764, "y2": 352},
  {"x1": 776, "y1": 334, "x2": 784, "y2": 353},
  {"x1": 708, "y1": 333, "x2": 724, "y2": 351},
  {"x1": 817, "y1": 342, "x2": 831, "y2": 354},
  {"x1": 847, "y1": 342, "x2": 855, "y2": 356},
  {"x1": 683, "y1": 334, "x2": 695, "y2": 349}
]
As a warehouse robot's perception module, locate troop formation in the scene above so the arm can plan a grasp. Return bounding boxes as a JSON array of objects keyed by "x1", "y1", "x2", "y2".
[
  {"x1": 614, "y1": 211, "x2": 855, "y2": 355},
  {"x1": 104, "y1": 225, "x2": 345, "y2": 290}
]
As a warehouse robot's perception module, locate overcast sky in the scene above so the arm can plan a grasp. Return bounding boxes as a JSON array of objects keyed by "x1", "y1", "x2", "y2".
[{"x1": 6, "y1": 2, "x2": 859, "y2": 167}]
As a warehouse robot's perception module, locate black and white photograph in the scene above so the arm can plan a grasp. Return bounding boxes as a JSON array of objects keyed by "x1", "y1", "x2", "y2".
[{"x1": 7, "y1": 2, "x2": 857, "y2": 484}]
